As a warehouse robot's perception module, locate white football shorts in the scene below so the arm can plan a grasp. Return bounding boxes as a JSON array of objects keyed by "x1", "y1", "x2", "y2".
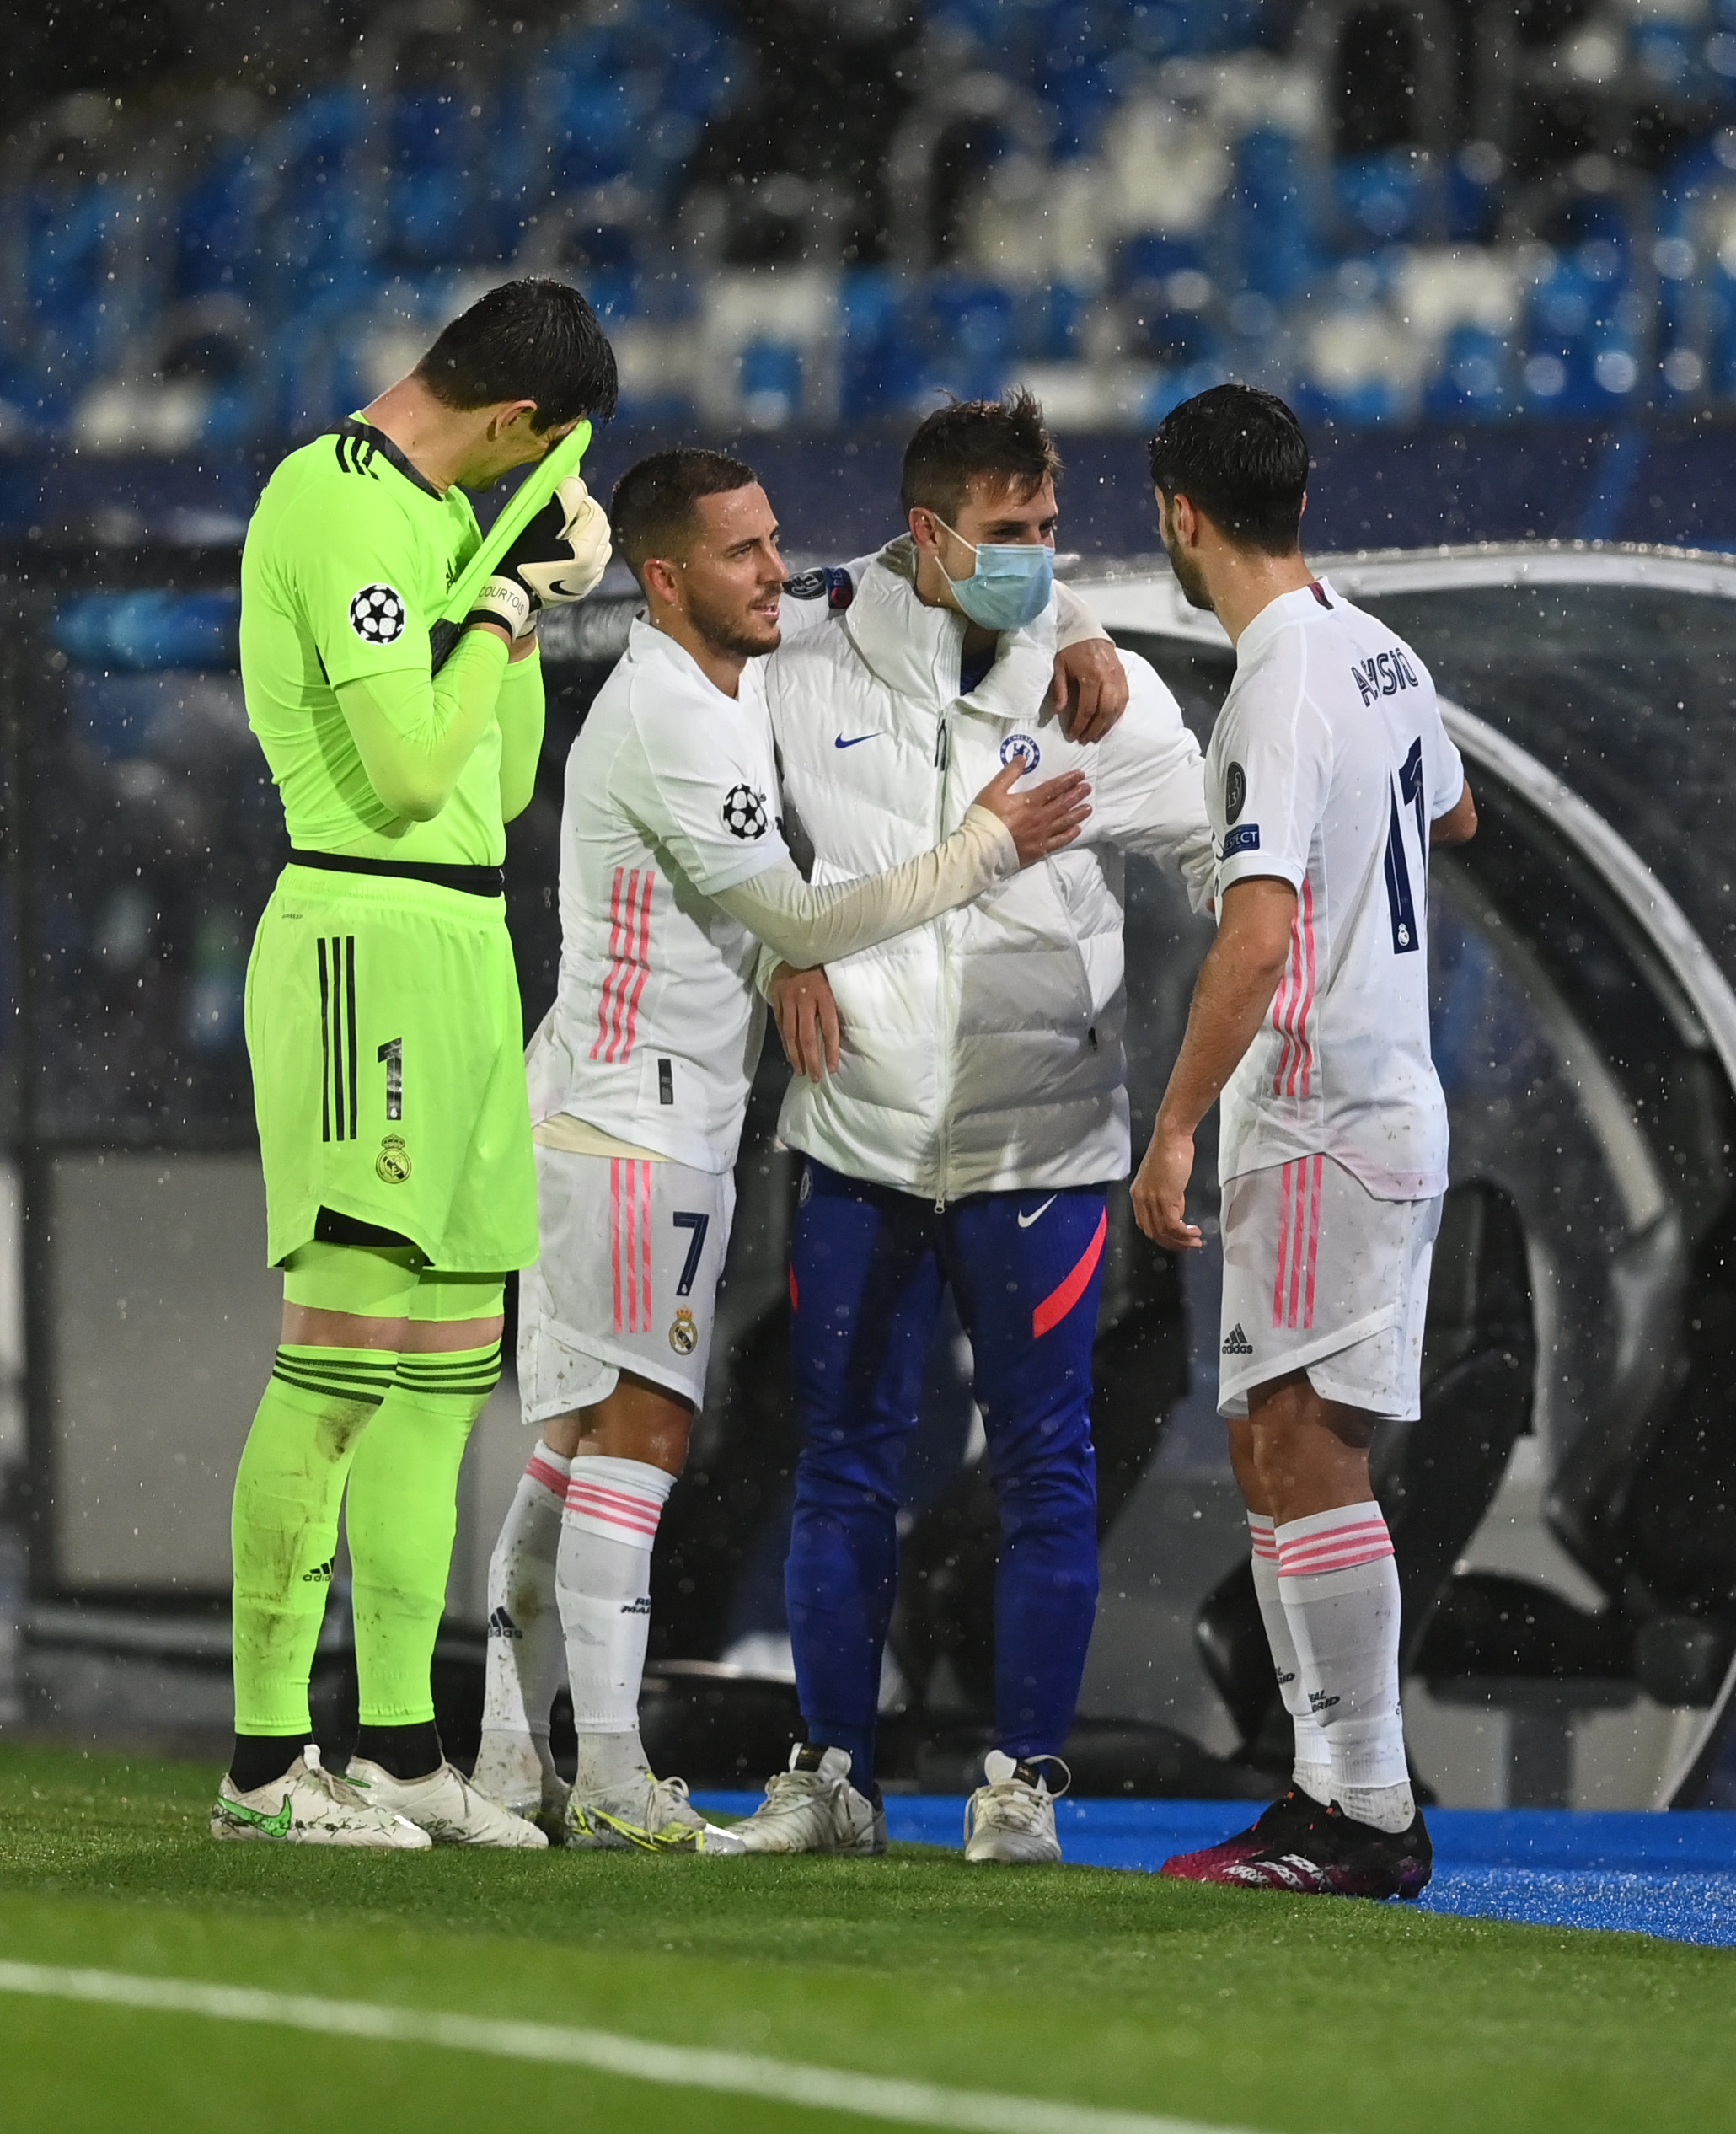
[
  {"x1": 1217, "y1": 1153, "x2": 1441, "y2": 1421},
  {"x1": 518, "y1": 1145, "x2": 735, "y2": 1425}
]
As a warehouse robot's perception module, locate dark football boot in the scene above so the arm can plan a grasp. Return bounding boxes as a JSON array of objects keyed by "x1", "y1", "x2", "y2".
[{"x1": 1160, "y1": 1787, "x2": 1330, "y2": 1883}]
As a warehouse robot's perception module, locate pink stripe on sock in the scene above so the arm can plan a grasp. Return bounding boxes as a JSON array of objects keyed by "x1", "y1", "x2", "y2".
[
  {"x1": 566, "y1": 1479, "x2": 664, "y2": 1537},
  {"x1": 527, "y1": 1456, "x2": 569, "y2": 1499},
  {"x1": 1277, "y1": 1515, "x2": 1394, "y2": 1577}
]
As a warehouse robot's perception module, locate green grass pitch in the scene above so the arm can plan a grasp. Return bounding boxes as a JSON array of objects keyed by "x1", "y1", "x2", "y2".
[{"x1": 0, "y1": 1743, "x2": 1733, "y2": 2134}]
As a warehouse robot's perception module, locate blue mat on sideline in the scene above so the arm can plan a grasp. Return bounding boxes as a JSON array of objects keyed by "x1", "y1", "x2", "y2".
[{"x1": 691, "y1": 1794, "x2": 1736, "y2": 1949}]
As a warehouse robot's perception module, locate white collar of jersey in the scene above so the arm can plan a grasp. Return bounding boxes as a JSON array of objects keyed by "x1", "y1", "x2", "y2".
[
  {"x1": 626, "y1": 612, "x2": 765, "y2": 704},
  {"x1": 844, "y1": 538, "x2": 1058, "y2": 721},
  {"x1": 1234, "y1": 575, "x2": 1343, "y2": 664}
]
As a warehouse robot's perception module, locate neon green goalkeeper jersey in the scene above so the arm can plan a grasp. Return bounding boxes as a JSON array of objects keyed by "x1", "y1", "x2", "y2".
[{"x1": 241, "y1": 419, "x2": 507, "y2": 866}]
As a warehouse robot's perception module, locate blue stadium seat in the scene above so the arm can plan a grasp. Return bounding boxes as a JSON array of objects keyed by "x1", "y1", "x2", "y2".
[
  {"x1": 839, "y1": 269, "x2": 926, "y2": 421},
  {"x1": 174, "y1": 141, "x2": 263, "y2": 299},
  {"x1": 1520, "y1": 242, "x2": 1646, "y2": 416},
  {"x1": 1015, "y1": 281, "x2": 1091, "y2": 362},
  {"x1": 1228, "y1": 130, "x2": 1321, "y2": 303},
  {"x1": 1446, "y1": 143, "x2": 1504, "y2": 245},
  {"x1": 257, "y1": 88, "x2": 371, "y2": 303},
  {"x1": 1113, "y1": 231, "x2": 1210, "y2": 291},
  {"x1": 1335, "y1": 149, "x2": 1423, "y2": 250},
  {"x1": 739, "y1": 339, "x2": 804, "y2": 427},
  {"x1": 1423, "y1": 324, "x2": 1512, "y2": 420},
  {"x1": 383, "y1": 90, "x2": 485, "y2": 268},
  {"x1": 924, "y1": 276, "x2": 1016, "y2": 403}
]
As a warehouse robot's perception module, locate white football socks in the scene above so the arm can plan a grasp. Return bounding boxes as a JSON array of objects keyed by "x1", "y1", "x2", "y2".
[
  {"x1": 1246, "y1": 1512, "x2": 1332, "y2": 1807},
  {"x1": 1275, "y1": 1502, "x2": 1415, "y2": 1835},
  {"x1": 557, "y1": 1454, "x2": 674, "y2": 1795},
  {"x1": 474, "y1": 1441, "x2": 571, "y2": 1804}
]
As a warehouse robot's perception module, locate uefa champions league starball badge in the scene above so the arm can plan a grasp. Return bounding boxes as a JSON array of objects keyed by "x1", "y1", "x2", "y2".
[
  {"x1": 349, "y1": 583, "x2": 408, "y2": 643},
  {"x1": 721, "y1": 784, "x2": 769, "y2": 839}
]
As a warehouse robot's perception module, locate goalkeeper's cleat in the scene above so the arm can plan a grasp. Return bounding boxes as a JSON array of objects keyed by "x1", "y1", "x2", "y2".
[
  {"x1": 210, "y1": 1745, "x2": 431, "y2": 1849},
  {"x1": 565, "y1": 1771, "x2": 745, "y2": 1855},
  {"x1": 345, "y1": 1757, "x2": 549, "y2": 1849},
  {"x1": 470, "y1": 1728, "x2": 571, "y2": 1837},
  {"x1": 962, "y1": 1751, "x2": 1068, "y2": 1865},
  {"x1": 731, "y1": 1744, "x2": 887, "y2": 1857},
  {"x1": 1159, "y1": 1786, "x2": 1325, "y2": 1883},
  {"x1": 1212, "y1": 1799, "x2": 1433, "y2": 1901}
]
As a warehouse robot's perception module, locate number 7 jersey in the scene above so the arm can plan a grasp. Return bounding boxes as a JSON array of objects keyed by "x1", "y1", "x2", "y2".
[{"x1": 1207, "y1": 578, "x2": 1466, "y2": 1201}]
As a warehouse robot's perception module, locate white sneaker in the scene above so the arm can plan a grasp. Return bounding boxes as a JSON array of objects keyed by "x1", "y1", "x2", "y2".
[
  {"x1": 470, "y1": 1728, "x2": 571, "y2": 1836},
  {"x1": 732, "y1": 1745, "x2": 887, "y2": 1856},
  {"x1": 345, "y1": 1757, "x2": 549, "y2": 1848},
  {"x1": 565, "y1": 1771, "x2": 745, "y2": 1855},
  {"x1": 211, "y1": 1745, "x2": 431, "y2": 1849},
  {"x1": 962, "y1": 1751, "x2": 1069, "y2": 1864}
]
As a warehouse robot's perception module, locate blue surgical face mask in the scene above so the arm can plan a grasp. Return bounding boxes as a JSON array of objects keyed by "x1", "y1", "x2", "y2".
[{"x1": 933, "y1": 515, "x2": 1055, "y2": 631}]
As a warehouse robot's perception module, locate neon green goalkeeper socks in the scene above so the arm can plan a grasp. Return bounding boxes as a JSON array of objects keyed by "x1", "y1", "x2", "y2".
[
  {"x1": 230, "y1": 1345, "x2": 395, "y2": 1736},
  {"x1": 346, "y1": 1343, "x2": 503, "y2": 1727}
]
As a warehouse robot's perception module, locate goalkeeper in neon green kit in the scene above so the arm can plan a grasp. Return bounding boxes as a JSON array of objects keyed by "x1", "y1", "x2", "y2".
[{"x1": 215, "y1": 279, "x2": 618, "y2": 1847}]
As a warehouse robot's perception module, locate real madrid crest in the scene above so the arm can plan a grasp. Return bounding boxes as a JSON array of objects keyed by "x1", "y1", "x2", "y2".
[
  {"x1": 376, "y1": 1134, "x2": 412, "y2": 1183},
  {"x1": 669, "y1": 1307, "x2": 699, "y2": 1355}
]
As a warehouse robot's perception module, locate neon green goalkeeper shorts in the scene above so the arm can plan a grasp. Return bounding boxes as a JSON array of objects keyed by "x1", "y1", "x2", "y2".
[{"x1": 245, "y1": 861, "x2": 538, "y2": 1273}]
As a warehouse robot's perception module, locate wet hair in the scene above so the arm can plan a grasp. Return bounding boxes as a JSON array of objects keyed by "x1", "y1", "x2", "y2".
[
  {"x1": 415, "y1": 276, "x2": 619, "y2": 429},
  {"x1": 609, "y1": 447, "x2": 761, "y2": 585},
  {"x1": 899, "y1": 389, "x2": 1064, "y2": 523},
  {"x1": 1147, "y1": 384, "x2": 1309, "y2": 554}
]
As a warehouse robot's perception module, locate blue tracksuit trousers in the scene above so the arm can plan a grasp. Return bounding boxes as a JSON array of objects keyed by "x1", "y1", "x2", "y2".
[{"x1": 785, "y1": 1157, "x2": 1107, "y2": 1781}]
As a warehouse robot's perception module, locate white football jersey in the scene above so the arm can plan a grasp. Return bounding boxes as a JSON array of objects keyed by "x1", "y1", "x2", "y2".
[
  {"x1": 528, "y1": 616, "x2": 791, "y2": 1172},
  {"x1": 1208, "y1": 578, "x2": 1465, "y2": 1201}
]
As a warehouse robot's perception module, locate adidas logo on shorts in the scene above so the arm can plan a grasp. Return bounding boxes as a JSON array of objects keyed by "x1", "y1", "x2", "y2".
[
  {"x1": 1222, "y1": 1322, "x2": 1255, "y2": 1356},
  {"x1": 486, "y1": 1606, "x2": 520, "y2": 1639}
]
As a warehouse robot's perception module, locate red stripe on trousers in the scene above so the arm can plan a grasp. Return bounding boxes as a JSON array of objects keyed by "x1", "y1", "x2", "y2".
[
  {"x1": 1031, "y1": 1209, "x2": 1107, "y2": 1339},
  {"x1": 640, "y1": 1160, "x2": 652, "y2": 1333},
  {"x1": 611, "y1": 1159, "x2": 624, "y2": 1333},
  {"x1": 1287, "y1": 1159, "x2": 1307, "y2": 1329}
]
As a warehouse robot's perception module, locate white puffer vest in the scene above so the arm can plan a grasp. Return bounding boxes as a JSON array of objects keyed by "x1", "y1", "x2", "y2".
[{"x1": 764, "y1": 544, "x2": 1211, "y2": 1203}]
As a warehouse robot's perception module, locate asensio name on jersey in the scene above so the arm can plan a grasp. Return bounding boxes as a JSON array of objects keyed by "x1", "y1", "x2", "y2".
[{"x1": 1206, "y1": 577, "x2": 1465, "y2": 1202}]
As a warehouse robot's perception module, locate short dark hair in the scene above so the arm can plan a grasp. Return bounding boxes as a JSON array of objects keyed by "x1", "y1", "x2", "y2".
[
  {"x1": 1147, "y1": 384, "x2": 1309, "y2": 555},
  {"x1": 415, "y1": 276, "x2": 619, "y2": 430},
  {"x1": 609, "y1": 447, "x2": 760, "y2": 584},
  {"x1": 899, "y1": 389, "x2": 1064, "y2": 523}
]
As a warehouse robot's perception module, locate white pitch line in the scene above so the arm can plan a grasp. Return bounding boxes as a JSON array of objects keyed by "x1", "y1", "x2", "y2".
[{"x1": 0, "y1": 1960, "x2": 1270, "y2": 2134}]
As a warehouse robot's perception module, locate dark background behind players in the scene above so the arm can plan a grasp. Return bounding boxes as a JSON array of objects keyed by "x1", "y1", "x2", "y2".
[{"x1": 5, "y1": 0, "x2": 1736, "y2": 1817}]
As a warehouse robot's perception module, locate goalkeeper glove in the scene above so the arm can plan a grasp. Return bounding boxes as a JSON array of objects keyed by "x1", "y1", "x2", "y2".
[{"x1": 467, "y1": 477, "x2": 613, "y2": 638}]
